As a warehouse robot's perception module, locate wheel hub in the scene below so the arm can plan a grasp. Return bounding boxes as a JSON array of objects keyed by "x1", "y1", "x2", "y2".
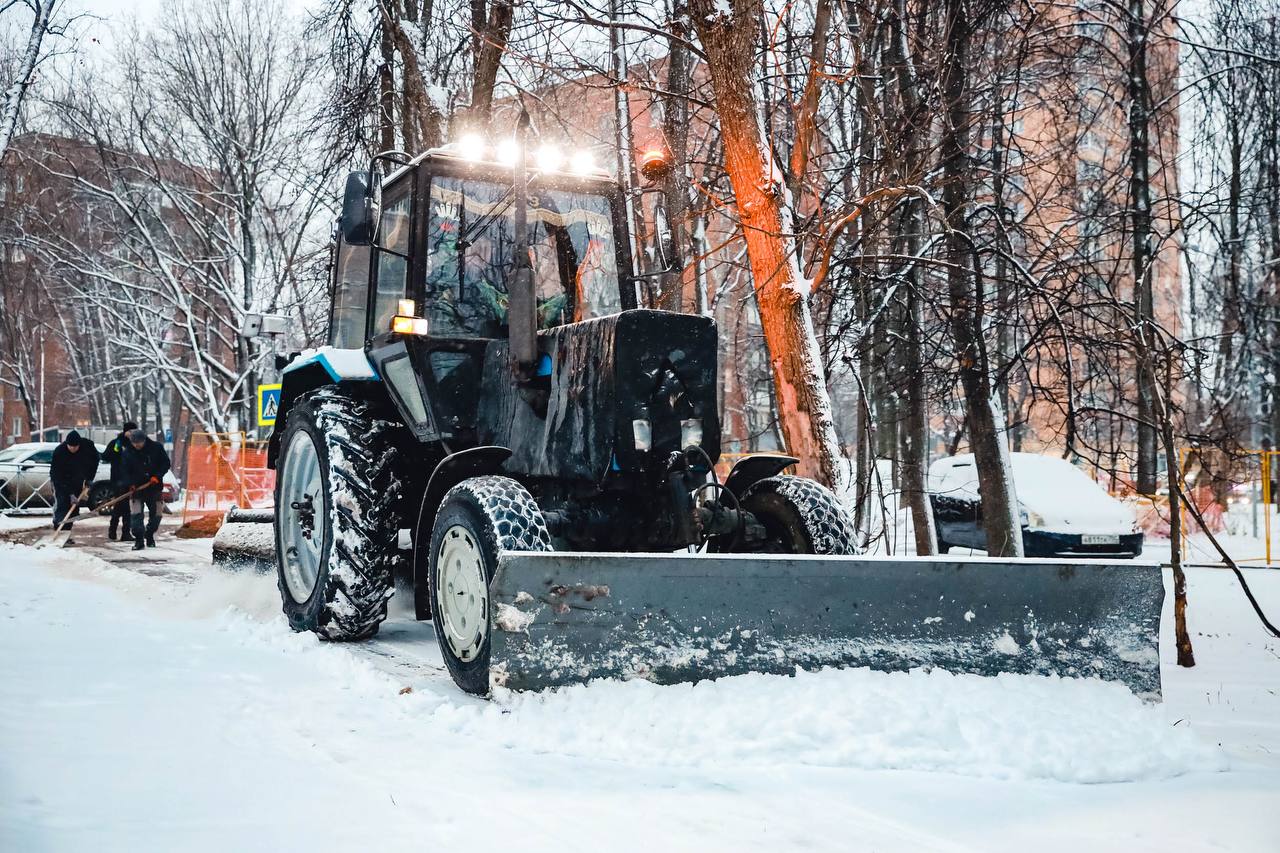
[
  {"x1": 280, "y1": 430, "x2": 325, "y2": 603},
  {"x1": 436, "y1": 525, "x2": 487, "y2": 662}
]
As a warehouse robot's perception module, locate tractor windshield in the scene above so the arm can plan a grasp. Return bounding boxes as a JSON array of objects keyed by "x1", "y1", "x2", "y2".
[{"x1": 423, "y1": 176, "x2": 622, "y2": 337}]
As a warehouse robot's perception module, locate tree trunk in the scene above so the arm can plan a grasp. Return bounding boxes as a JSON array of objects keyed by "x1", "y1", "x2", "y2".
[
  {"x1": 900, "y1": 200, "x2": 936, "y2": 554},
  {"x1": 1161, "y1": 350, "x2": 1195, "y2": 667},
  {"x1": 941, "y1": 0, "x2": 1022, "y2": 556},
  {"x1": 659, "y1": 0, "x2": 693, "y2": 313},
  {"x1": 0, "y1": 0, "x2": 55, "y2": 165},
  {"x1": 467, "y1": 0, "x2": 513, "y2": 126},
  {"x1": 380, "y1": 7, "x2": 446, "y2": 150},
  {"x1": 1127, "y1": 0, "x2": 1158, "y2": 494},
  {"x1": 885, "y1": 0, "x2": 933, "y2": 553},
  {"x1": 690, "y1": 0, "x2": 848, "y2": 493},
  {"x1": 377, "y1": 21, "x2": 397, "y2": 155},
  {"x1": 609, "y1": 0, "x2": 648, "y2": 301}
]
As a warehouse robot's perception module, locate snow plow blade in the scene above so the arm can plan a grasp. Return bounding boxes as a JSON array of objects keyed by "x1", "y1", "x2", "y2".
[
  {"x1": 488, "y1": 553, "x2": 1165, "y2": 698},
  {"x1": 211, "y1": 507, "x2": 275, "y2": 573}
]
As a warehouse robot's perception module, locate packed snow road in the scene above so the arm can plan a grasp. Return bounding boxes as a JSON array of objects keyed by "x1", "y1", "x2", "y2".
[{"x1": 1, "y1": 523, "x2": 1278, "y2": 852}]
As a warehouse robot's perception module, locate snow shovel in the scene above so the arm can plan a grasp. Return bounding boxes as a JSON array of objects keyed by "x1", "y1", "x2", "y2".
[
  {"x1": 89, "y1": 485, "x2": 141, "y2": 517},
  {"x1": 487, "y1": 552, "x2": 1166, "y2": 698},
  {"x1": 36, "y1": 485, "x2": 90, "y2": 548}
]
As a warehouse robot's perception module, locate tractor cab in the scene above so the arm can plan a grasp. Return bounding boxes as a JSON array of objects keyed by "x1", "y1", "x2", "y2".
[
  {"x1": 326, "y1": 140, "x2": 721, "y2": 489},
  {"x1": 329, "y1": 149, "x2": 634, "y2": 351},
  {"x1": 328, "y1": 145, "x2": 640, "y2": 449}
]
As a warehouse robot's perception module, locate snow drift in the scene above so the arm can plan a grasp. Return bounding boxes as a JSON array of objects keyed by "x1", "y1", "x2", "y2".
[{"x1": 463, "y1": 668, "x2": 1219, "y2": 784}]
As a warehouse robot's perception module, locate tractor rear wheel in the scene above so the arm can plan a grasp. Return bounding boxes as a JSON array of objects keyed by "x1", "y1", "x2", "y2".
[
  {"x1": 427, "y1": 476, "x2": 550, "y2": 695},
  {"x1": 729, "y1": 475, "x2": 857, "y2": 556},
  {"x1": 275, "y1": 387, "x2": 405, "y2": 640}
]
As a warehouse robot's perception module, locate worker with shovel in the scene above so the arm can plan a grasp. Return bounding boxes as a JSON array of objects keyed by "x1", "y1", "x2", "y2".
[
  {"x1": 49, "y1": 430, "x2": 100, "y2": 532},
  {"x1": 100, "y1": 421, "x2": 138, "y2": 542},
  {"x1": 121, "y1": 428, "x2": 170, "y2": 551}
]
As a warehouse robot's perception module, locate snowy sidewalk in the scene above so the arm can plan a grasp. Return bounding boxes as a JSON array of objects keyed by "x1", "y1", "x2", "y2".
[{"x1": 1, "y1": 541, "x2": 1278, "y2": 852}]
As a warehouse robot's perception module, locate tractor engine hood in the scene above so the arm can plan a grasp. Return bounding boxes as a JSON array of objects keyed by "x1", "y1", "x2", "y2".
[{"x1": 477, "y1": 309, "x2": 721, "y2": 483}]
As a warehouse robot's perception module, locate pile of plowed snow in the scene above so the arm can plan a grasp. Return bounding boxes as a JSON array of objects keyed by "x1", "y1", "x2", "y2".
[
  {"x1": 2, "y1": 540, "x2": 1223, "y2": 792},
  {"x1": 444, "y1": 668, "x2": 1221, "y2": 784}
]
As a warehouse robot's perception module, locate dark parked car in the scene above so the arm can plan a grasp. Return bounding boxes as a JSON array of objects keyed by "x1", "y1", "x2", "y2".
[{"x1": 928, "y1": 452, "x2": 1144, "y2": 558}]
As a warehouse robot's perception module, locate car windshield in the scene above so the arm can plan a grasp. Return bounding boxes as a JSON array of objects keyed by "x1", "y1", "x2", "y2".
[
  {"x1": 0, "y1": 447, "x2": 25, "y2": 463},
  {"x1": 423, "y1": 176, "x2": 622, "y2": 337}
]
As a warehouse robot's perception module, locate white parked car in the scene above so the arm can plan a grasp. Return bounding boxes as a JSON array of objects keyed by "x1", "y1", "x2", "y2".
[
  {"x1": 927, "y1": 452, "x2": 1143, "y2": 558},
  {"x1": 0, "y1": 442, "x2": 180, "y2": 512}
]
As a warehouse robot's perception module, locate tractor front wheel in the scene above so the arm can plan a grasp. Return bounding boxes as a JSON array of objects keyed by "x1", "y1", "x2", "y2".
[{"x1": 427, "y1": 476, "x2": 550, "y2": 695}]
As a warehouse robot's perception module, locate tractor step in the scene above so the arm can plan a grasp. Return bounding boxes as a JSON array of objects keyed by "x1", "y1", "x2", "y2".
[{"x1": 488, "y1": 552, "x2": 1165, "y2": 698}]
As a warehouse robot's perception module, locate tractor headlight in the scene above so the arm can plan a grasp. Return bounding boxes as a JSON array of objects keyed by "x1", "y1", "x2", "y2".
[
  {"x1": 456, "y1": 134, "x2": 484, "y2": 161},
  {"x1": 632, "y1": 418, "x2": 652, "y2": 452},
  {"x1": 391, "y1": 315, "x2": 430, "y2": 335},
  {"x1": 570, "y1": 149, "x2": 596, "y2": 174},
  {"x1": 536, "y1": 144, "x2": 563, "y2": 173},
  {"x1": 496, "y1": 138, "x2": 519, "y2": 166},
  {"x1": 681, "y1": 418, "x2": 703, "y2": 448}
]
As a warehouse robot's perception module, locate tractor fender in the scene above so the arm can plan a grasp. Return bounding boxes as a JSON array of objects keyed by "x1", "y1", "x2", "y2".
[
  {"x1": 266, "y1": 348, "x2": 382, "y2": 468},
  {"x1": 723, "y1": 453, "x2": 800, "y2": 499},
  {"x1": 412, "y1": 445, "x2": 514, "y2": 620},
  {"x1": 266, "y1": 363, "x2": 331, "y2": 468}
]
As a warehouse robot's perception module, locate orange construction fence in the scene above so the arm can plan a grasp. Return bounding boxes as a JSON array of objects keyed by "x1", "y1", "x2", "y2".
[{"x1": 181, "y1": 432, "x2": 274, "y2": 524}]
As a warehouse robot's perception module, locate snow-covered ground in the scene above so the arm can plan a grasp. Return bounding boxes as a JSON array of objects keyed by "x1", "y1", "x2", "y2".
[
  {"x1": 1, "y1": 527, "x2": 1278, "y2": 851},
  {"x1": 0, "y1": 512, "x2": 51, "y2": 534}
]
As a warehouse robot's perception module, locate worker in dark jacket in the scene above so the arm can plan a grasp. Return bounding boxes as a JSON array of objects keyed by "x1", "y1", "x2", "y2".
[
  {"x1": 50, "y1": 430, "x2": 100, "y2": 530},
  {"x1": 121, "y1": 428, "x2": 171, "y2": 550},
  {"x1": 100, "y1": 421, "x2": 138, "y2": 541}
]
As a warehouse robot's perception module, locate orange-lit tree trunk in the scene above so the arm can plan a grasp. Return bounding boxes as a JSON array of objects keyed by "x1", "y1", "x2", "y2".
[{"x1": 690, "y1": 0, "x2": 847, "y2": 493}]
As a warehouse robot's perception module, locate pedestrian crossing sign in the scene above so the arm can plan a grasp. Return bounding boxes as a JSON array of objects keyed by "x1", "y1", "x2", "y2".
[{"x1": 258, "y1": 384, "x2": 282, "y2": 427}]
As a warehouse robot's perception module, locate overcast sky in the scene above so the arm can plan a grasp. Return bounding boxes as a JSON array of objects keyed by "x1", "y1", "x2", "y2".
[{"x1": 63, "y1": 0, "x2": 318, "y2": 53}]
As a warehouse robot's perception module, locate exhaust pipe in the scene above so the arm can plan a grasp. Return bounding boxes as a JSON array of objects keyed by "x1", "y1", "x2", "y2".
[{"x1": 508, "y1": 107, "x2": 538, "y2": 382}]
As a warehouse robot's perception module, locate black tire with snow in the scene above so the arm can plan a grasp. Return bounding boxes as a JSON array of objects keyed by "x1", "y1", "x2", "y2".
[
  {"x1": 730, "y1": 474, "x2": 858, "y2": 555},
  {"x1": 428, "y1": 476, "x2": 550, "y2": 695},
  {"x1": 275, "y1": 387, "x2": 405, "y2": 640}
]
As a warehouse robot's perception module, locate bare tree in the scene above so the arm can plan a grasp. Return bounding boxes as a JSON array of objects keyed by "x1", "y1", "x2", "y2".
[
  {"x1": 0, "y1": 0, "x2": 62, "y2": 163},
  {"x1": 14, "y1": 0, "x2": 334, "y2": 437}
]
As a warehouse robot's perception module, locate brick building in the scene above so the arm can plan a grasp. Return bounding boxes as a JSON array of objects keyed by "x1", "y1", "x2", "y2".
[{"x1": 0, "y1": 133, "x2": 223, "y2": 465}]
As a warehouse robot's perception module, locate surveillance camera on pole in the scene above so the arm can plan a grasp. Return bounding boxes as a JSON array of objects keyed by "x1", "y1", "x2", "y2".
[{"x1": 240, "y1": 313, "x2": 288, "y2": 340}]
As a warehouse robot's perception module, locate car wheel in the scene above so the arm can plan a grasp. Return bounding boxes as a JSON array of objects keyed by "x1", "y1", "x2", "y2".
[{"x1": 89, "y1": 483, "x2": 115, "y2": 514}]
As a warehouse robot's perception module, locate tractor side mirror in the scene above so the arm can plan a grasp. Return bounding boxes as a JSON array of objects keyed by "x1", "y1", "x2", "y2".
[{"x1": 339, "y1": 170, "x2": 381, "y2": 246}]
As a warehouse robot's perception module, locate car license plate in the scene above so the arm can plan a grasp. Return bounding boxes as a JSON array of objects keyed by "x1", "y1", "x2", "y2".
[{"x1": 1082, "y1": 533, "x2": 1120, "y2": 545}]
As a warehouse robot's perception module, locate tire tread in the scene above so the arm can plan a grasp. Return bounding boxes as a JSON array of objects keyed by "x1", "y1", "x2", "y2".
[{"x1": 277, "y1": 387, "x2": 405, "y2": 641}]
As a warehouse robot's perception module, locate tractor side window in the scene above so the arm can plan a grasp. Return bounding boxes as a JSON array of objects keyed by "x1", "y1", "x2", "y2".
[
  {"x1": 372, "y1": 188, "x2": 413, "y2": 336},
  {"x1": 424, "y1": 177, "x2": 513, "y2": 338},
  {"x1": 330, "y1": 239, "x2": 370, "y2": 348}
]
